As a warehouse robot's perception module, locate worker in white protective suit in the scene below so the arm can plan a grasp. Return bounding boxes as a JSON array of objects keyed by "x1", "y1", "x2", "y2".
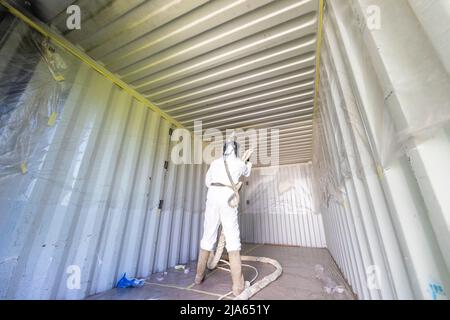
[{"x1": 195, "y1": 137, "x2": 252, "y2": 296}]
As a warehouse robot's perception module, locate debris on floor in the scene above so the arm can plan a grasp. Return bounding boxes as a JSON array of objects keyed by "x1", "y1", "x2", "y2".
[
  {"x1": 88, "y1": 245, "x2": 354, "y2": 300},
  {"x1": 315, "y1": 264, "x2": 345, "y2": 295},
  {"x1": 174, "y1": 264, "x2": 191, "y2": 274},
  {"x1": 156, "y1": 271, "x2": 167, "y2": 281}
]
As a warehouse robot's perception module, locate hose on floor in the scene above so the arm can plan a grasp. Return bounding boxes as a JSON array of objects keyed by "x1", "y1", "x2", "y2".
[{"x1": 207, "y1": 228, "x2": 283, "y2": 300}]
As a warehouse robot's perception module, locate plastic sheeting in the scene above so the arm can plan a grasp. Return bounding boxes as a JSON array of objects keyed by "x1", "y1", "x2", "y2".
[
  {"x1": 0, "y1": 17, "x2": 208, "y2": 299},
  {"x1": 0, "y1": 18, "x2": 77, "y2": 180},
  {"x1": 313, "y1": 0, "x2": 450, "y2": 300}
]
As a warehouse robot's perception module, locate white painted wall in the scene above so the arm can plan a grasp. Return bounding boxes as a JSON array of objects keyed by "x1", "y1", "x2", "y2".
[{"x1": 239, "y1": 164, "x2": 326, "y2": 248}]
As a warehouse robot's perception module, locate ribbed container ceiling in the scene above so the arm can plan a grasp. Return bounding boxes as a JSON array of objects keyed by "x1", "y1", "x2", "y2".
[{"x1": 46, "y1": 0, "x2": 321, "y2": 165}]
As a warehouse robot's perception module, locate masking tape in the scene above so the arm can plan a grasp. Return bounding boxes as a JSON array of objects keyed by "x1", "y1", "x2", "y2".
[
  {"x1": 52, "y1": 74, "x2": 65, "y2": 82},
  {"x1": 376, "y1": 164, "x2": 384, "y2": 179},
  {"x1": 47, "y1": 111, "x2": 57, "y2": 126},
  {"x1": 21, "y1": 161, "x2": 27, "y2": 174},
  {"x1": 313, "y1": 0, "x2": 325, "y2": 120}
]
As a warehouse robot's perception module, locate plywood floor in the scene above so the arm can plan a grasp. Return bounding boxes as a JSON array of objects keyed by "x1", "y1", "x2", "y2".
[{"x1": 87, "y1": 244, "x2": 355, "y2": 300}]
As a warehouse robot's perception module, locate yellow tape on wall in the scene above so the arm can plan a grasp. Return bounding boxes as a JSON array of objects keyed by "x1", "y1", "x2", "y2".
[
  {"x1": 47, "y1": 111, "x2": 57, "y2": 127},
  {"x1": 313, "y1": 0, "x2": 325, "y2": 120},
  {"x1": 20, "y1": 161, "x2": 27, "y2": 174}
]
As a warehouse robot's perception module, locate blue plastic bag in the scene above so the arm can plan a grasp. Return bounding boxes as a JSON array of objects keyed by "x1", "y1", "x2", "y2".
[{"x1": 116, "y1": 273, "x2": 145, "y2": 288}]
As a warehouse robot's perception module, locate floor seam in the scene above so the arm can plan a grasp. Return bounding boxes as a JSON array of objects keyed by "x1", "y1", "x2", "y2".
[{"x1": 145, "y1": 281, "x2": 230, "y2": 299}]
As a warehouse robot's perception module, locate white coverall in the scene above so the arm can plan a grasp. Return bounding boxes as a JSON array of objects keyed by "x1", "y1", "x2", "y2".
[{"x1": 200, "y1": 154, "x2": 252, "y2": 252}]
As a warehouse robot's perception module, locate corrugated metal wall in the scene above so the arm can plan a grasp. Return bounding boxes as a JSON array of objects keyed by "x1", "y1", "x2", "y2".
[
  {"x1": 240, "y1": 163, "x2": 326, "y2": 248},
  {"x1": 0, "y1": 20, "x2": 208, "y2": 299},
  {"x1": 314, "y1": 0, "x2": 450, "y2": 300}
]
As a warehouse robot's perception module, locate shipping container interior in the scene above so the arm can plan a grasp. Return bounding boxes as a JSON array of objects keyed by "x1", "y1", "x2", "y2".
[{"x1": 0, "y1": 0, "x2": 449, "y2": 300}]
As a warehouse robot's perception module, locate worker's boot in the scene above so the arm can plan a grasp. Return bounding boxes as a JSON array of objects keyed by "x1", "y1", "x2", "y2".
[
  {"x1": 195, "y1": 249, "x2": 211, "y2": 284},
  {"x1": 228, "y1": 250, "x2": 245, "y2": 296}
]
